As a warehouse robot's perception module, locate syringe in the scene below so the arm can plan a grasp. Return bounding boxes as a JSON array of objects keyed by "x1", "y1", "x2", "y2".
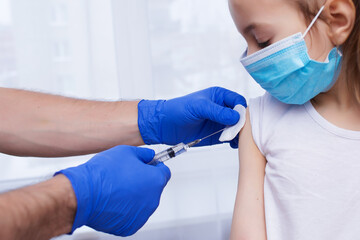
[{"x1": 147, "y1": 128, "x2": 226, "y2": 166}]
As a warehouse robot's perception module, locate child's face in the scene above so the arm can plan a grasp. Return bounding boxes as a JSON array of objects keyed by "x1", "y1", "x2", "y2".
[{"x1": 229, "y1": 0, "x2": 335, "y2": 61}]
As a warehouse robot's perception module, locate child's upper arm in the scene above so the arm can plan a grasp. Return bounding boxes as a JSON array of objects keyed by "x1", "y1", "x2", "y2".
[{"x1": 230, "y1": 108, "x2": 267, "y2": 240}]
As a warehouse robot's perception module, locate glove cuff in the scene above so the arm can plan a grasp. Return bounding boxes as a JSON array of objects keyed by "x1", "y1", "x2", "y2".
[
  {"x1": 55, "y1": 166, "x2": 92, "y2": 233},
  {"x1": 138, "y1": 100, "x2": 165, "y2": 145}
]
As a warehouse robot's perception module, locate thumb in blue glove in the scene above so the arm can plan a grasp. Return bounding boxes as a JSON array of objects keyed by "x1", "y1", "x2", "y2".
[{"x1": 56, "y1": 145, "x2": 171, "y2": 236}]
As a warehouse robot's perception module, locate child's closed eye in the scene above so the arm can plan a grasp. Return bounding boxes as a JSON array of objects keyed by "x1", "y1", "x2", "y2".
[{"x1": 257, "y1": 40, "x2": 271, "y2": 49}]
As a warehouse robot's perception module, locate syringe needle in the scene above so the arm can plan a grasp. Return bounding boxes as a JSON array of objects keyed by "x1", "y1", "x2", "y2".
[
  {"x1": 187, "y1": 139, "x2": 201, "y2": 148},
  {"x1": 187, "y1": 128, "x2": 226, "y2": 148},
  {"x1": 200, "y1": 128, "x2": 226, "y2": 141},
  {"x1": 150, "y1": 128, "x2": 227, "y2": 165}
]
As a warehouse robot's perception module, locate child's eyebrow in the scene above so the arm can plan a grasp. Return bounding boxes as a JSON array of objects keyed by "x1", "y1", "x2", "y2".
[{"x1": 243, "y1": 23, "x2": 271, "y2": 35}]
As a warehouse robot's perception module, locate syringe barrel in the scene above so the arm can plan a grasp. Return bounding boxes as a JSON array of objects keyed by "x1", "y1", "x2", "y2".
[{"x1": 148, "y1": 143, "x2": 188, "y2": 165}]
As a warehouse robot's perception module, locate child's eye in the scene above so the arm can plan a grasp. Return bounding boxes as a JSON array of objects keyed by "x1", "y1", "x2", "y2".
[{"x1": 257, "y1": 40, "x2": 271, "y2": 49}]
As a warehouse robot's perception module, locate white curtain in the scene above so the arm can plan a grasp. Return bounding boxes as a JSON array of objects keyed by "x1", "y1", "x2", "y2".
[{"x1": 0, "y1": 0, "x2": 264, "y2": 239}]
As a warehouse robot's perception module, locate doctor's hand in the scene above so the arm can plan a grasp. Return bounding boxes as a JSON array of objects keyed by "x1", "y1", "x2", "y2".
[
  {"x1": 56, "y1": 145, "x2": 171, "y2": 237},
  {"x1": 138, "y1": 87, "x2": 247, "y2": 148}
]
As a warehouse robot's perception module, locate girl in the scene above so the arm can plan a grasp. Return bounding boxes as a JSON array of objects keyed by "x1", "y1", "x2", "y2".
[{"x1": 229, "y1": 0, "x2": 360, "y2": 239}]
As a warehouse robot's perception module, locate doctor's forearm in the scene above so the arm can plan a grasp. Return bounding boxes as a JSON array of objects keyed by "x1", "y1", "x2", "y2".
[
  {"x1": 0, "y1": 88, "x2": 144, "y2": 157},
  {"x1": 0, "y1": 174, "x2": 76, "y2": 240}
]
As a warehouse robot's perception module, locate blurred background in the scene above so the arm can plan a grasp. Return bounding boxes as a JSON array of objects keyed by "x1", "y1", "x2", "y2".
[{"x1": 0, "y1": 0, "x2": 264, "y2": 239}]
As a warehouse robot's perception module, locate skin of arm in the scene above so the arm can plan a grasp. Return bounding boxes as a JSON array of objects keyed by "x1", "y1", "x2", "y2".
[
  {"x1": 0, "y1": 174, "x2": 77, "y2": 240},
  {"x1": 0, "y1": 87, "x2": 144, "y2": 157},
  {"x1": 230, "y1": 108, "x2": 267, "y2": 240}
]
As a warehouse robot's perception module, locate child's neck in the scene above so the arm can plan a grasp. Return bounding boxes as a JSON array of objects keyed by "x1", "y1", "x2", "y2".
[{"x1": 311, "y1": 75, "x2": 360, "y2": 131}]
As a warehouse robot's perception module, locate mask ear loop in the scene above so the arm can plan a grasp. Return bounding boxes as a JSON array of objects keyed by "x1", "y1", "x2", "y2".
[{"x1": 302, "y1": 5, "x2": 325, "y2": 38}]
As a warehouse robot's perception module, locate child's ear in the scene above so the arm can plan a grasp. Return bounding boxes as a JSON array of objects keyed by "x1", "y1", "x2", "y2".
[{"x1": 324, "y1": 0, "x2": 356, "y2": 45}]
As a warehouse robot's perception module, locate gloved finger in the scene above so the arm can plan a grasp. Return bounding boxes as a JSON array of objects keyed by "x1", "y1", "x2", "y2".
[
  {"x1": 223, "y1": 89, "x2": 247, "y2": 108},
  {"x1": 230, "y1": 135, "x2": 239, "y2": 149},
  {"x1": 155, "y1": 162, "x2": 171, "y2": 185},
  {"x1": 134, "y1": 147, "x2": 156, "y2": 164},
  {"x1": 192, "y1": 100, "x2": 240, "y2": 126}
]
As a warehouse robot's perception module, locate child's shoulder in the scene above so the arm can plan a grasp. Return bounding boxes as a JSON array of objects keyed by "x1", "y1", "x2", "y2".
[
  {"x1": 248, "y1": 93, "x2": 296, "y2": 155},
  {"x1": 249, "y1": 92, "x2": 293, "y2": 128}
]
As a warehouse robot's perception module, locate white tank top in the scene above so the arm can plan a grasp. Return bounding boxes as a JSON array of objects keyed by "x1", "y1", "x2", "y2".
[{"x1": 249, "y1": 93, "x2": 360, "y2": 240}]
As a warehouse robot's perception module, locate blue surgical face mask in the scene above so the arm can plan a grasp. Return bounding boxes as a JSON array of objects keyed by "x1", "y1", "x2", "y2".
[{"x1": 240, "y1": 6, "x2": 342, "y2": 105}]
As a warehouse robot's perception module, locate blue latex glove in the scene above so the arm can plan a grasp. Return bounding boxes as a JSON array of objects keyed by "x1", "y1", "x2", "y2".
[
  {"x1": 56, "y1": 146, "x2": 171, "y2": 236},
  {"x1": 138, "y1": 87, "x2": 247, "y2": 148}
]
